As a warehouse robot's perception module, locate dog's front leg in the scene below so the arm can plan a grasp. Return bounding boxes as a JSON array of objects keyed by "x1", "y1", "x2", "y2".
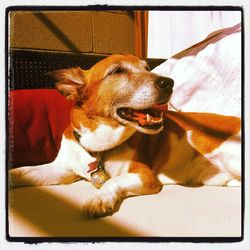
[
  {"x1": 9, "y1": 162, "x2": 80, "y2": 188},
  {"x1": 82, "y1": 162, "x2": 162, "y2": 218}
]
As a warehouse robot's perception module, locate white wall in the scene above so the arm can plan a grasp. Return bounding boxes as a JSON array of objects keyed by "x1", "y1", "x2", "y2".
[{"x1": 148, "y1": 10, "x2": 241, "y2": 59}]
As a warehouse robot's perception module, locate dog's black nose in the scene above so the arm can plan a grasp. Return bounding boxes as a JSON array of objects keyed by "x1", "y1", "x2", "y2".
[{"x1": 155, "y1": 76, "x2": 174, "y2": 90}]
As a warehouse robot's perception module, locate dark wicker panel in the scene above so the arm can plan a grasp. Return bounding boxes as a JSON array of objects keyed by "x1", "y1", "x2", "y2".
[
  {"x1": 9, "y1": 49, "x2": 165, "y2": 90},
  {"x1": 9, "y1": 50, "x2": 106, "y2": 90}
]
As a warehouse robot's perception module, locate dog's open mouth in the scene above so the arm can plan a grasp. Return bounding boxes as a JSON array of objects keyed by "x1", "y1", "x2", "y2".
[{"x1": 117, "y1": 107, "x2": 164, "y2": 129}]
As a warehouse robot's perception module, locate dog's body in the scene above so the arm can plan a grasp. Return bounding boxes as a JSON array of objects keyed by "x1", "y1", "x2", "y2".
[{"x1": 10, "y1": 54, "x2": 241, "y2": 218}]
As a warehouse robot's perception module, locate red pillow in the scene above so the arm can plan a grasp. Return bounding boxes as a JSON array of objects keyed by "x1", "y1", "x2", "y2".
[{"x1": 9, "y1": 89, "x2": 72, "y2": 167}]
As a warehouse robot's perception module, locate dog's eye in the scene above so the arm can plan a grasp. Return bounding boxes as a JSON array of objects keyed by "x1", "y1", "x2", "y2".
[{"x1": 110, "y1": 67, "x2": 126, "y2": 75}]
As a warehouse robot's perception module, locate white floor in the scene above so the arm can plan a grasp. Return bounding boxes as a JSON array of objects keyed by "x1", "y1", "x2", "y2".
[{"x1": 8, "y1": 180, "x2": 241, "y2": 238}]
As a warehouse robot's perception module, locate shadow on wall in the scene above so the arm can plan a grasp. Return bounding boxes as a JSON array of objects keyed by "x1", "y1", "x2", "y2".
[{"x1": 34, "y1": 12, "x2": 82, "y2": 53}]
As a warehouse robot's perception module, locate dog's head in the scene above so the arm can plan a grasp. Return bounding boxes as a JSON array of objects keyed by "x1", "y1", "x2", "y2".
[{"x1": 51, "y1": 54, "x2": 174, "y2": 135}]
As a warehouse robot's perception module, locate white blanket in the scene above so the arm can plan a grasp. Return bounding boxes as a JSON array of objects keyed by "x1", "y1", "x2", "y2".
[{"x1": 153, "y1": 23, "x2": 241, "y2": 118}]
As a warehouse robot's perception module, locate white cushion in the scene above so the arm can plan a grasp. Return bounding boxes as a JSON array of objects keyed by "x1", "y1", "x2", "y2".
[{"x1": 153, "y1": 23, "x2": 241, "y2": 117}]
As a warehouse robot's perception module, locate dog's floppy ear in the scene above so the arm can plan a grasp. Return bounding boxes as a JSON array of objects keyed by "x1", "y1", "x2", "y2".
[{"x1": 49, "y1": 67, "x2": 86, "y2": 101}]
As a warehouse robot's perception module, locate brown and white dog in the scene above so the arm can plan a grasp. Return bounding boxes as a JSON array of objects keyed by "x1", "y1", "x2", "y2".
[{"x1": 10, "y1": 54, "x2": 241, "y2": 218}]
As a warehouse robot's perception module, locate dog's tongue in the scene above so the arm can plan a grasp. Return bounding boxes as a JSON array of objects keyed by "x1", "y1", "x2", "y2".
[
  {"x1": 132, "y1": 104, "x2": 168, "y2": 126},
  {"x1": 132, "y1": 110, "x2": 150, "y2": 126}
]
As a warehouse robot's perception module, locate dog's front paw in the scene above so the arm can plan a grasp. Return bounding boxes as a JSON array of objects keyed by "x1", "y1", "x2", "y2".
[{"x1": 82, "y1": 191, "x2": 120, "y2": 218}]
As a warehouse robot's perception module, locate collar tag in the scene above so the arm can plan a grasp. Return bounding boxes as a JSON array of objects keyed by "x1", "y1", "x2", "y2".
[
  {"x1": 73, "y1": 130, "x2": 109, "y2": 188},
  {"x1": 88, "y1": 159, "x2": 109, "y2": 189}
]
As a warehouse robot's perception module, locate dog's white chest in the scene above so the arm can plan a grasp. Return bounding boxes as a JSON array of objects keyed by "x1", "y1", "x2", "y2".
[
  {"x1": 78, "y1": 123, "x2": 135, "y2": 152},
  {"x1": 55, "y1": 135, "x2": 135, "y2": 180}
]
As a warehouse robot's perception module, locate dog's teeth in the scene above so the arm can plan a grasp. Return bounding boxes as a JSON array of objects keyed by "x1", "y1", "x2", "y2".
[
  {"x1": 152, "y1": 119, "x2": 160, "y2": 123},
  {"x1": 146, "y1": 114, "x2": 151, "y2": 123},
  {"x1": 151, "y1": 114, "x2": 163, "y2": 124}
]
